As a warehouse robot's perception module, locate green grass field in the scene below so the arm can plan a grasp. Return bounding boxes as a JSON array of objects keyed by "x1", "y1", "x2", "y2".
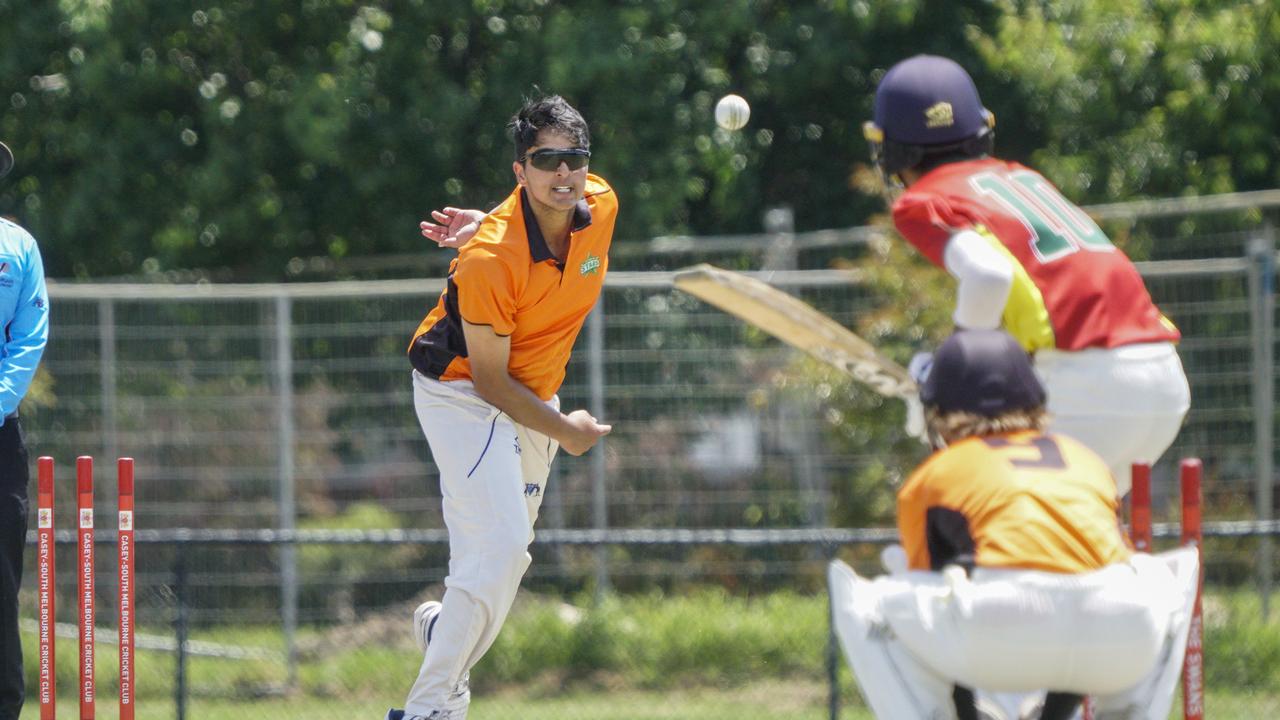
[
  {"x1": 20, "y1": 685, "x2": 1280, "y2": 719},
  {"x1": 19, "y1": 587, "x2": 1280, "y2": 719}
]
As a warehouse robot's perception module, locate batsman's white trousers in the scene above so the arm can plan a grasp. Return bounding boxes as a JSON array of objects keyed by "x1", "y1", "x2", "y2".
[
  {"x1": 405, "y1": 372, "x2": 559, "y2": 716},
  {"x1": 1035, "y1": 341, "x2": 1190, "y2": 495},
  {"x1": 830, "y1": 548, "x2": 1200, "y2": 720}
]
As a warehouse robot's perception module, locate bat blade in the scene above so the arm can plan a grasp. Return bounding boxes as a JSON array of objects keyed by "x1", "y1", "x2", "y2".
[{"x1": 673, "y1": 264, "x2": 916, "y2": 399}]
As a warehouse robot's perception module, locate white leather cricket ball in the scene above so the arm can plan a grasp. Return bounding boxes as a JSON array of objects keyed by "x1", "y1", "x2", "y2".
[{"x1": 715, "y1": 94, "x2": 750, "y2": 131}]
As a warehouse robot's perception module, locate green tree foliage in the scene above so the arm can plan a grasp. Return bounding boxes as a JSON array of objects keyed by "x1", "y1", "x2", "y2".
[
  {"x1": 972, "y1": 0, "x2": 1280, "y2": 201},
  {"x1": 1, "y1": 0, "x2": 1000, "y2": 279},
  {"x1": 4, "y1": 2, "x2": 1275, "y2": 279}
]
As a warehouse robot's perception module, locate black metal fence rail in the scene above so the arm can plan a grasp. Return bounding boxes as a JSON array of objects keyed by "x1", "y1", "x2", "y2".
[{"x1": 26, "y1": 521, "x2": 1280, "y2": 547}]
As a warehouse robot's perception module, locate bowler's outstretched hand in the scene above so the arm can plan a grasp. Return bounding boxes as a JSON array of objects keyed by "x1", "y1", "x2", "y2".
[{"x1": 420, "y1": 207, "x2": 486, "y2": 249}]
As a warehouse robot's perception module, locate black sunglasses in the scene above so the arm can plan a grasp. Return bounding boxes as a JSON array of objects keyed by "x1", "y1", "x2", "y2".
[{"x1": 521, "y1": 147, "x2": 591, "y2": 172}]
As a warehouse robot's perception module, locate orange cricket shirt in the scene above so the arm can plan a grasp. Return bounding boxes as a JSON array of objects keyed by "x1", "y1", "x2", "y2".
[
  {"x1": 408, "y1": 174, "x2": 617, "y2": 401},
  {"x1": 897, "y1": 430, "x2": 1131, "y2": 574}
]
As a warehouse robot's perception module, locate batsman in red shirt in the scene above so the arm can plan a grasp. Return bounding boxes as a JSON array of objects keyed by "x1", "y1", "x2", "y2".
[{"x1": 865, "y1": 55, "x2": 1190, "y2": 497}]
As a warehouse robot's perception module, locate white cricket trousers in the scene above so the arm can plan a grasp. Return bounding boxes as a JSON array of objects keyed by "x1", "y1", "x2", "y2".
[
  {"x1": 1035, "y1": 341, "x2": 1190, "y2": 495},
  {"x1": 405, "y1": 372, "x2": 559, "y2": 716},
  {"x1": 830, "y1": 548, "x2": 1200, "y2": 720}
]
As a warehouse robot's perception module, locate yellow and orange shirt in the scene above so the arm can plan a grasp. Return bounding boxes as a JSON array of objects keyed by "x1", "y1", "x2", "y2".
[
  {"x1": 897, "y1": 430, "x2": 1131, "y2": 574},
  {"x1": 409, "y1": 174, "x2": 618, "y2": 401}
]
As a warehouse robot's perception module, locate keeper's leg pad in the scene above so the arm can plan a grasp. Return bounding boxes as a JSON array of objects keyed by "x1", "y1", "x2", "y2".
[
  {"x1": 828, "y1": 559, "x2": 955, "y2": 719},
  {"x1": 1092, "y1": 546, "x2": 1200, "y2": 720}
]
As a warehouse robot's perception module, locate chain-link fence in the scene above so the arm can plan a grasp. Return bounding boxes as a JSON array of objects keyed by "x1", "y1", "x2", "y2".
[{"x1": 18, "y1": 191, "x2": 1280, "y2": 718}]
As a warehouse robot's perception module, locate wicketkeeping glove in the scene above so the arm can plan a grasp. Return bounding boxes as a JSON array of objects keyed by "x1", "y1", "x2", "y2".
[{"x1": 903, "y1": 352, "x2": 934, "y2": 442}]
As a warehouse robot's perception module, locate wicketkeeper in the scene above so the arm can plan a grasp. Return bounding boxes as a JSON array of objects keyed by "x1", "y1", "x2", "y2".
[{"x1": 829, "y1": 329, "x2": 1199, "y2": 720}]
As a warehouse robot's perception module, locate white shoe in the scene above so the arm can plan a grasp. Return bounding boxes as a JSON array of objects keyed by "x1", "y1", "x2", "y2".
[
  {"x1": 447, "y1": 672, "x2": 470, "y2": 709},
  {"x1": 413, "y1": 600, "x2": 443, "y2": 654}
]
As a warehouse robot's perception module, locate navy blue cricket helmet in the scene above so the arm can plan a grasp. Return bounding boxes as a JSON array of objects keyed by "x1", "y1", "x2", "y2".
[
  {"x1": 863, "y1": 55, "x2": 996, "y2": 178},
  {"x1": 920, "y1": 329, "x2": 1045, "y2": 418}
]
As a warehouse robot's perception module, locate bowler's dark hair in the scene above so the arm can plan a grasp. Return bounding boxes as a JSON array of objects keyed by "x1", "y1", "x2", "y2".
[{"x1": 509, "y1": 94, "x2": 590, "y2": 161}]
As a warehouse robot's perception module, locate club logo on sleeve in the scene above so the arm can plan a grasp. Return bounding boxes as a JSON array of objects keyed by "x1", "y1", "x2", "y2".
[
  {"x1": 579, "y1": 253, "x2": 601, "y2": 276},
  {"x1": 524, "y1": 483, "x2": 541, "y2": 498}
]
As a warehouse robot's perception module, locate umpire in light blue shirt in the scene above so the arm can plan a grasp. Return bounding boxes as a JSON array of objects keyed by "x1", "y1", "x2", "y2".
[{"x1": 0, "y1": 140, "x2": 50, "y2": 720}]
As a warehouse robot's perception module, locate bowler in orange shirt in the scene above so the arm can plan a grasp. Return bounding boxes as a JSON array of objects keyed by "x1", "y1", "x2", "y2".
[{"x1": 388, "y1": 95, "x2": 615, "y2": 720}]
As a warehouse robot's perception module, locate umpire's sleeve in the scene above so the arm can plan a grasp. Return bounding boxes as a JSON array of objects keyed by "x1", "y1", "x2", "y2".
[{"x1": 0, "y1": 232, "x2": 49, "y2": 419}]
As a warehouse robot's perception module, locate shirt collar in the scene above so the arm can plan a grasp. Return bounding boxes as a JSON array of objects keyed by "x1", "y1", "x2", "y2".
[{"x1": 519, "y1": 188, "x2": 594, "y2": 263}]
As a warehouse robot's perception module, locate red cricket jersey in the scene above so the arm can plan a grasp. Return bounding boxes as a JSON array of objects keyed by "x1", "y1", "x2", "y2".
[{"x1": 892, "y1": 158, "x2": 1179, "y2": 351}]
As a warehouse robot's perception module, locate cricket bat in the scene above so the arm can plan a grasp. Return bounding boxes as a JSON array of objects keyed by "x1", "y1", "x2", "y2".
[{"x1": 673, "y1": 264, "x2": 916, "y2": 400}]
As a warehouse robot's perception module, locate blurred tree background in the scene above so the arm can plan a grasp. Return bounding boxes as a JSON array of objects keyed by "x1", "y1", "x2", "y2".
[{"x1": 2, "y1": 0, "x2": 1274, "y2": 281}]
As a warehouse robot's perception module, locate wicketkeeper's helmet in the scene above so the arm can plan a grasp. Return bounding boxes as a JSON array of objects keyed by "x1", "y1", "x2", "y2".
[
  {"x1": 864, "y1": 55, "x2": 995, "y2": 181},
  {"x1": 920, "y1": 329, "x2": 1045, "y2": 418}
]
